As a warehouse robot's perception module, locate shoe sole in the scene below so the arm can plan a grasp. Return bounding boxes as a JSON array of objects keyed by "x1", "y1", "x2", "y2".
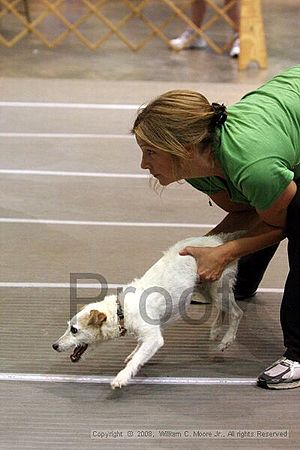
[{"x1": 257, "y1": 379, "x2": 300, "y2": 390}]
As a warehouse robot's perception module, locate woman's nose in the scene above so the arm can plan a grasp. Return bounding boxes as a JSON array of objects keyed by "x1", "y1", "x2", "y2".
[{"x1": 141, "y1": 156, "x2": 149, "y2": 170}]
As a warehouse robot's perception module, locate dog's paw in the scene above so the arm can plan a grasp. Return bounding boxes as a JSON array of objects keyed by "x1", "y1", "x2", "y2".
[
  {"x1": 216, "y1": 340, "x2": 232, "y2": 352},
  {"x1": 111, "y1": 370, "x2": 131, "y2": 389}
]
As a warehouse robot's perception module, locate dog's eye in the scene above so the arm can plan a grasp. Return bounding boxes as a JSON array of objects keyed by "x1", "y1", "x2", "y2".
[{"x1": 70, "y1": 326, "x2": 78, "y2": 334}]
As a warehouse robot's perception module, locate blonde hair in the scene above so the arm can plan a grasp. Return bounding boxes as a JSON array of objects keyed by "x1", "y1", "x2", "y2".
[{"x1": 132, "y1": 90, "x2": 222, "y2": 160}]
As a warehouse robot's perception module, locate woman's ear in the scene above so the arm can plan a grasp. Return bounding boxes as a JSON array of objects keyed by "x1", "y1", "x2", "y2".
[
  {"x1": 184, "y1": 144, "x2": 194, "y2": 154},
  {"x1": 182, "y1": 144, "x2": 199, "y2": 162}
]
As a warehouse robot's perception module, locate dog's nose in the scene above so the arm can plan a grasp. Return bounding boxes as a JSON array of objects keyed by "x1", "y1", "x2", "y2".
[{"x1": 52, "y1": 343, "x2": 59, "y2": 351}]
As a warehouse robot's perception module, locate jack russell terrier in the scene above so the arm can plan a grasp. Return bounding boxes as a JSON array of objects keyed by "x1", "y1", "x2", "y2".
[{"x1": 52, "y1": 233, "x2": 243, "y2": 389}]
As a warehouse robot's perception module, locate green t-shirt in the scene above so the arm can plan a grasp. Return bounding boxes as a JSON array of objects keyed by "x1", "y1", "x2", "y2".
[{"x1": 186, "y1": 65, "x2": 300, "y2": 211}]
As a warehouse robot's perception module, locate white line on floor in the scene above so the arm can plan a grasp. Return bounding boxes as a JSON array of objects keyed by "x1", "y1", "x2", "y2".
[
  {"x1": 0, "y1": 282, "x2": 124, "y2": 289},
  {"x1": 0, "y1": 132, "x2": 133, "y2": 139},
  {"x1": 0, "y1": 218, "x2": 214, "y2": 228},
  {"x1": 257, "y1": 288, "x2": 284, "y2": 293},
  {"x1": 0, "y1": 372, "x2": 257, "y2": 386},
  {"x1": 0, "y1": 169, "x2": 148, "y2": 179},
  {"x1": 0, "y1": 282, "x2": 284, "y2": 293},
  {"x1": 0, "y1": 101, "x2": 139, "y2": 110}
]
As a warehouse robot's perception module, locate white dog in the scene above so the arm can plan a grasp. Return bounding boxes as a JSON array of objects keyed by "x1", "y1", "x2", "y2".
[{"x1": 52, "y1": 233, "x2": 243, "y2": 389}]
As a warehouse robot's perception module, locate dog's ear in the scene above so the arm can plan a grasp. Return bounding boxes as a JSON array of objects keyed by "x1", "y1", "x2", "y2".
[{"x1": 88, "y1": 310, "x2": 107, "y2": 326}]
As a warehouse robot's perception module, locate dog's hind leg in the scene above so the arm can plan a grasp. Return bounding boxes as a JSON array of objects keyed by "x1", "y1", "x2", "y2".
[
  {"x1": 208, "y1": 282, "x2": 225, "y2": 341},
  {"x1": 208, "y1": 278, "x2": 242, "y2": 351},
  {"x1": 124, "y1": 340, "x2": 142, "y2": 363},
  {"x1": 217, "y1": 284, "x2": 243, "y2": 352},
  {"x1": 210, "y1": 306, "x2": 225, "y2": 341},
  {"x1": 111, "y1": 330, "x2": 164, "y2": 389}
]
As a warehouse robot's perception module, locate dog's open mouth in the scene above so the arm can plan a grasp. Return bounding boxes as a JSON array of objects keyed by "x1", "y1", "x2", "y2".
[{"x1": 70, "y1": 344, "x2": 88, "y2": 362}]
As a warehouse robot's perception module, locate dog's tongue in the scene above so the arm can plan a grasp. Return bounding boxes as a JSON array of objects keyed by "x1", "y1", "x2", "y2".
[{"x1": 70, "y1": 344, "x2": 88, "y2": 362}]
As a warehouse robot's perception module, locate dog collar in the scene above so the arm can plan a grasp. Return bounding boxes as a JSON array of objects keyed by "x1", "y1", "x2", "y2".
[{"x1": 116, "y1": 297, "x2": 127, "y2": 337}]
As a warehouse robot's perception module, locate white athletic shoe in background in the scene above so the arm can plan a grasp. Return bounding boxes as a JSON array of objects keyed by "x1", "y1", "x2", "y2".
[
  {"x1": 229, "y1": 35, "x2": 240, "y2": 58},
  {"x1": 170, "y1": 29, "x2": 207, "y2": 50},
  {"x1": 170, "y1": 29, "x2": 240, "y2": 57}
]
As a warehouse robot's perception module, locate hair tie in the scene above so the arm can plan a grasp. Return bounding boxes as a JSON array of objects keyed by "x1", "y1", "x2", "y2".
[{"x1": 211, "y1": 102, "x2": 227, "y2": 126}]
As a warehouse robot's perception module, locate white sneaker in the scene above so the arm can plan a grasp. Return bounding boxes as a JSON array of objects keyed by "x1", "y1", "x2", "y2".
[
  {"x1": 170, "y1": 29, "x2": 207, "y2": 51},
  {"x1": 257, "y1": 357, "x2": 300, "y2": 389},
  {"x1": 229, "y1": 35, "x2": 240, "y2": 58}
]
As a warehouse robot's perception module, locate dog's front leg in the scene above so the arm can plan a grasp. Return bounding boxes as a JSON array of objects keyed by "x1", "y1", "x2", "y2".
[
  {"x1": 111, "y1": 332, "x2": 164, "y2": 389},
  {"x1": 124, "y1": 340, "x2": 142, "y2": 363}
]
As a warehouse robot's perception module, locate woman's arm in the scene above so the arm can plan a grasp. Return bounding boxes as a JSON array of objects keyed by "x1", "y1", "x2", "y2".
[
  {"x1": 180, "y1": 220, "x2": 285, "y2": 282},
  {"x1": 205, "y1": 190, "x2": 261, "y2": 235},
  {"x1": 219, "y1": 181, "x2": 297, "y2": 262},
  {"x1": 219, "y1": 221, "x2": 285, "y2": 264},
  {"x1": 180, "y1": 183, "x2": 296, "y2": 281}
]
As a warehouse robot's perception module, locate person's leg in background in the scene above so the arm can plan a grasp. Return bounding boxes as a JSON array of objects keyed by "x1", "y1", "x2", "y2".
[
  {"x1": 191, "y1": 0, "x2": 206, "y2": 28},
  {"x1": 225, "y1": 0, "x2": 240, "y2": 57},
  {"x1": 225, "y1": 0, "x2": 239, "y2": 25},
  {"x1": 170, "y1": 0, "x2": 207, "y2": 50},
  {"x1": 170, "y1": 0, "x2": 240, "y2": 57}
]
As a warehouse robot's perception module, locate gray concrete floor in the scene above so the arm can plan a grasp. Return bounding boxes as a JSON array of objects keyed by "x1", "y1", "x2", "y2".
[{"x1": 0, "y1": 1, "x2": 300, "y2": 449}]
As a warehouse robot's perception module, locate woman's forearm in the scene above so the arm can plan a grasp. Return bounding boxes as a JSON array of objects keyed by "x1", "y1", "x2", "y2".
[
  {"x1": 180, "y1": 219, "x2": 285, "y2": 283},
  {"x1": 204, "y1": 209, "x2": 286, "y2": 268},
  {"x1": 205, "y1": 210, "x2": 260, "y2": 236},
  {"x1": 220, "y1": 221, "x2": 286, "y2": 263}
]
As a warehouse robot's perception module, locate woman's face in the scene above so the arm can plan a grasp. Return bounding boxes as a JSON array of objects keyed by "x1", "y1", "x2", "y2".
[{"x1": 137, "y1": 139, "x2": 179, "y2": 186}]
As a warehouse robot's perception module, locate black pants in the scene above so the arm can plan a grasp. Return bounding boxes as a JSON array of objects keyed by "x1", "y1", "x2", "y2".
[
  {"x1": 281, "y1": 181, "x2": 300, "y2": 361},
  {"x1": 235, "y1": 180, "x2": 300, "y2": 362}
]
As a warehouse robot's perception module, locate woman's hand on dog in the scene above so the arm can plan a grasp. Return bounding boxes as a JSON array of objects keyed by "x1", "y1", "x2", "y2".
[{"x1": 179, "y1": 245, "x2": 231, "y2": 282}]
